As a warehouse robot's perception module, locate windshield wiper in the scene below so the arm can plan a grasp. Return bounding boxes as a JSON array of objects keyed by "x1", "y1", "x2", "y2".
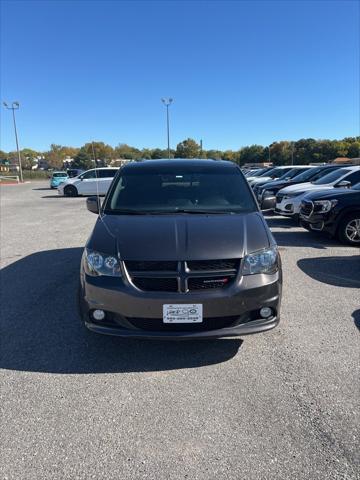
[
  {"x1": 104, "y1": 209, "x2": 157, "y2": 215},
  {"x1": 105, "y1": 208, "x2": 238, "y2": 215},
  {"x1": 172, "y1": 208, "x2": 237, "y2": 214}
]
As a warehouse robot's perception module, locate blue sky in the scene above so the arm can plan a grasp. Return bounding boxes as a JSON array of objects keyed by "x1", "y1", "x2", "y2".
[{"x1": 1, "y1": 0, "x2": 359, "y2": 152}]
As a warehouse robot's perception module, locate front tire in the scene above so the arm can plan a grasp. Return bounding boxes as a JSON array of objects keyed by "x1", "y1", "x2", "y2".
[
  {"x1": 338, "y1": 213, "x2": 360, "y2": 246},
  {"x1": 64, "y1": 185, "x2": 78, "y2": 197}
]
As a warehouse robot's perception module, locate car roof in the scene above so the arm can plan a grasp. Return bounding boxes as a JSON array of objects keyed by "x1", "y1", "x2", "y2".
[
  {"x1": 122, "y1": 159, "x2": 238, "y2": 172},
  {"x1": 85, "y1": 167, "x2": 119, "y2": 172}
]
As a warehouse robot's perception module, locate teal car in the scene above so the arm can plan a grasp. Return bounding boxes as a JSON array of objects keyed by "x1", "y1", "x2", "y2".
[{"x1": 50, "y1": 171, "x2": 68, "y2": 189}]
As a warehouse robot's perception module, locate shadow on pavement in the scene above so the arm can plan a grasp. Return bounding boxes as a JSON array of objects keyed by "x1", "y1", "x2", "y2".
[
  {"x1": 265, "y1": 216, "x2": 297, "y2": 229},
  {"x1": 351, "y1": 310, "x2": 360, "y2": 331},
  {"x1": 0, "y1": 248, "x2": 242, "y2": 374},
  {"x1": 297, "y1": 255, "x2": 360, "y2": 288},
  {"x1": 32, "y1": 187, "x2": 52, "y2": 191}
]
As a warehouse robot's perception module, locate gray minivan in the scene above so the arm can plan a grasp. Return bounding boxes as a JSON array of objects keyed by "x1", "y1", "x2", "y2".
[{"x1": 79, "y1": 159, "x2": 282, "y2": 339}]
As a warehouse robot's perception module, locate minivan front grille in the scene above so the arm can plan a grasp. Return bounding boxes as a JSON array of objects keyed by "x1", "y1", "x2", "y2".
[
  {"x1": 124, "y1": 259, "x2": 239, "y2": 293},
  {"x1": 125, "y1": 260, "x2": 178, "y2": 272},
  {"x1": 187, "y1": 259, "x2": 239, "y2": 271},
  {"x1": 131, "y1": 277, "x2": 178, "y2": 292}
]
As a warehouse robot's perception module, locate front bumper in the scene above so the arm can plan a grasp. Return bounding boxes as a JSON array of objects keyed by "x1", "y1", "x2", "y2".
[
  {"x1": 260, "y1": 196, "x2": 276, "y2": 211},
  {"x1": 275, "y1": 197, "x2": 302, "y2": 216},
  {"x1": 80, "y1": 269, "x2": 282, "y2": 339},
  {"x1": 299, "y1": 211, "x2": 337, "y2": 236}
]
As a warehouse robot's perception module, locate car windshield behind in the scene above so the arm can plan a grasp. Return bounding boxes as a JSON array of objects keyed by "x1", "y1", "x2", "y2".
[
  {"x1": 248, "y1": 168, "x2": 266, "y2": 177},
  {"x1": 53, "y1": 172, "x2": 67, "y2": 178},
  {"x1": 106, "y1": 165, "x2": 257, "y2": 214},
  {"x1": 278, "y1": 168, "x2": 310, "y2": 180},
  {"x1": 313, "y1": 168, "x2": 351, "y2": 185}
]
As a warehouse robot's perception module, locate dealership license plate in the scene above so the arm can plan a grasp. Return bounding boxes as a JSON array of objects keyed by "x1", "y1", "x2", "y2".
[{"x1": 163, "y1": 304, "x2": 203, "y2": 323}]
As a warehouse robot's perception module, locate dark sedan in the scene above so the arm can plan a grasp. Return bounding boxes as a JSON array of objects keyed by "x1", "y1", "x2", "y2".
[{"x1": 299, "y1": 182, "x2": 360, "y2": 246}]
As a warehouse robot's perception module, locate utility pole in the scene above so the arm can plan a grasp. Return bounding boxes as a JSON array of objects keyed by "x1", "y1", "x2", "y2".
[
  {"x1": 3, "y1": 101, "x2": 23, "y2": 182},
  {"x1": 161, "y1": 98, "x2": 173, "y2": 159}
]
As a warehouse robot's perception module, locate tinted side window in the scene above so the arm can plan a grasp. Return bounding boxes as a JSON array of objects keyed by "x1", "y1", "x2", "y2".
[
  {"x1": 82, "y1": 170, "x2": 97, "y2": 179},
  {"x1": 99, "y1": 169, "x2": 117, "y2": 178},
  {"x1": 345, "y1": 171, "x2": 360, "y2": 185}
]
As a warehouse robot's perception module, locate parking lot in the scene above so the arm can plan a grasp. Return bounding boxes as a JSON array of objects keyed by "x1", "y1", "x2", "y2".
[{"x1": 1, "y1": 181, "x2": 359, "y2": 479}]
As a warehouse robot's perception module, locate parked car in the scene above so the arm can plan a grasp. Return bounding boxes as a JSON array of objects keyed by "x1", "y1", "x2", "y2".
[
  {"x1": 67, "y1": 168, "x2": 84, "y2": 178},
  {"x1": 244, "y1": 167, "x2": 275, "y2": 182},
  {"x1": 275, "y1": 166, "x2": 360, "y2": 219},
  {"x1": 255, "y1": 165, "x2": 344, "y2": 210},
  {"x1": 79, "y1": 159, "x2": 282, "y2": 339},
  {"x1": 299, "y1": 182, "x2": 360, "y2": 246},
  {"x1": 50, "y1": 171, "x2": 68, "y2": 189},
  {"x1": 58, "y1": 167, "x2": 119, "y2": 196},
  {"x1": 248, "y1": 166, "x2": 295, "y2": 187}
]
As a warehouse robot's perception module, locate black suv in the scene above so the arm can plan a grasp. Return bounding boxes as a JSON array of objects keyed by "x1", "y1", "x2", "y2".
[
  {"x1": 299, "y1": 182, "x2": 360, "y2": 246},
  {"x1": 255, "y1": 165, "x2": 344, "y2": 210}
]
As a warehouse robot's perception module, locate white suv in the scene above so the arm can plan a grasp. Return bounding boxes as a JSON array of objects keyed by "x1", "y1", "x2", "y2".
[
  {"x1": 58, "y1": 167, "x2": 119, "y2": 197},
  {"x1": 275, "y1": 166, "x2": 360, "y2": 217}
]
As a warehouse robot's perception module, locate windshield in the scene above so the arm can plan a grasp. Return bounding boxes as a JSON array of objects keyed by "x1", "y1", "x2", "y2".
[
  {"x1": 267, "y1": 167, "x2": 292, "y2": 178},
  {"x1": 247, "y1": 168, "x2": 266, "y2": 177},
  {"x1": 278, "y1": 168, "x2": 310, "y2": 180},
  {"x1": 52, "y1": 172, "x2": 67, "y2": 178},
  {"x1": 258, "y1": 167, "x2": 276, "y2": 177},
  {"x1": 313, "y1": 168, "x2": 351, "y2": 185},
  {"x1": 105, "y1": 167, "x2": 257, "y2": 214}
]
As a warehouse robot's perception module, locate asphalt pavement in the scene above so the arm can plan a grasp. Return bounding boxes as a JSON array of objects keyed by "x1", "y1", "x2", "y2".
[{"x1": 1, "y1": 181, "x2": 359, "y2": 480}]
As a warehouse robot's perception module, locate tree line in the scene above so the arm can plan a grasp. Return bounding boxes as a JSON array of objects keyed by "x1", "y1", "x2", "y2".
[{"x1": 1, "y1": 136, "x2": 359, "y2": 170}]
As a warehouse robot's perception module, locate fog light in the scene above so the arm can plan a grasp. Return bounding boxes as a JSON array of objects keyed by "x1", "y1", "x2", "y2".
[
  {"x1": 92, "y1": 309, "x2": 105, "y2": 321},
  {"x1": 260, "y1": 307, "x2": 272, "y2": 318}
]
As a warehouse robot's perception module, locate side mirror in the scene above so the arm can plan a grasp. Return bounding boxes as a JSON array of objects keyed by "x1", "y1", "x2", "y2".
[
  {"x1": 87, "y1": 196, "x2": 100, "y2": 214},
  {"x1": 335, "y1": 180, "x2": 351, "y2": 188}
]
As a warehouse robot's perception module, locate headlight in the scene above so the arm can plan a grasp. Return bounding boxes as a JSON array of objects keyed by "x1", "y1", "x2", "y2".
[
  {"x1": 242, "y1": 247, "x2": 278, "y2": 275},
  {"x1": 264, "y1": 190, "x2": 274, "y2": 196},
  {"x1": 84, "y1": 248, "x2": 121, "y2": 277},
  {"x1": 313, "y1": 199, "x2": 338, "y2": 213}
]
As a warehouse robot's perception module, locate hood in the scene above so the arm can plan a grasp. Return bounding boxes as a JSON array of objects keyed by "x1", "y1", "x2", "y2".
[
  {"x1": 278, "y1": 182, "x2": 319, "y2": 194},
  {"x1": 303, "y1": 188, "x2": 358, "y2": 201},
  {"x1": 61, "y1": 177, "x2": 78, "y2": 186},
  {"x1": 87, "y1": 212, "x2": 272, "y2": 261}
]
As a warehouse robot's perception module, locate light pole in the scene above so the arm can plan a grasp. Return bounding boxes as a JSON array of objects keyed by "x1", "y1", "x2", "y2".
[
  {"x1": 161, "y1": 97, "x2": 173, "y2": 159},
  {"x1": 268, "y1": 144, "x2": 271, "y2": 164},
  {"x1": 3, "y1": 101, "x2": 23, "y2": 182}
]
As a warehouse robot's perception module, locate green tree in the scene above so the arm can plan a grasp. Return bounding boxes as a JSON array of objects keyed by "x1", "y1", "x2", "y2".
[
  {"x1": 175, "y1": 138, "x2": 201, "y2": 158},
  {"x1": 44, "y1": 144, "x2": 65, "y2": 169},
  {"x1": 21, "y1": 148, "x2": 39, "y2": 170},
  {"x1": 81, "y1": 142, "x2": 114, "y2": 165},
  {"x1": 238, "y1": 145, "x2": 265, "y2": 165},
  {"x1": 206, "y1": 150, "x2": 223, "y2": 160},
  {"x1": 114, "y1": 143, "x2": 142, "y2": 160},
  {"x1": 150, "y1": 148, "x2": 169, "y2": 159},
  {"x1": 72, "y1": 149, "x2": 93, "y2": 169}
]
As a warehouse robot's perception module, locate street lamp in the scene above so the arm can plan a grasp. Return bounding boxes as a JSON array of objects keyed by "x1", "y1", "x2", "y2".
[
  {"x1": 267, "y1": 144, "x2": 271, "y2": 164},
  {"x1": 161, "y1": 97, "x2": 173, "y2": 159},
  {"x1": 3, "y1": 101, "x2": 23, "y2": 182}
]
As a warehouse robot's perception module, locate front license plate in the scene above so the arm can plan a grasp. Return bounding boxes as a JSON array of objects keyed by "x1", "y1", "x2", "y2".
[{"x1": 163, "y1": 304, "x2": 203, "y2": 323}]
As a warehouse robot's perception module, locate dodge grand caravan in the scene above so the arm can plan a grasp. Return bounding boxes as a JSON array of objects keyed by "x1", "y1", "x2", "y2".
[{"x1": 79, "y1": 159, "x2": 282, "y2": 339}]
